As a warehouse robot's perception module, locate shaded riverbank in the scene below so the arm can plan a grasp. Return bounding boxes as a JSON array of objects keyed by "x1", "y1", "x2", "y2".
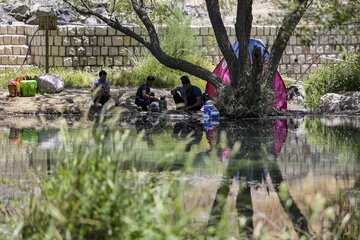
[{"x1": 0, "y1": 86, "x2": 308, "y2": 116}]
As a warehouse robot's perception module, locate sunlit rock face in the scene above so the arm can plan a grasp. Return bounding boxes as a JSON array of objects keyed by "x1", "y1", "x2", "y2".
[
  {"x1": 0, "y1": 0, "x2": 280, "y2": 25},
  {"x1": 320, "y1": 92, "x2": 360, "y2": 114}
]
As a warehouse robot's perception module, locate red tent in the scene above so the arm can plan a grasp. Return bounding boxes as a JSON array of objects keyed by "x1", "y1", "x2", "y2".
[{"x1": 205, "y1": 39, "x2": 287, "y2": 110}]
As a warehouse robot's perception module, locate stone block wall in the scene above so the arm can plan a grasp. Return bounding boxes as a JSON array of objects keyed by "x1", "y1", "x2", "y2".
[
  {"x1": 0, "y1": 24, "x2": 358, "y2": 80},
  {"x1": 30, "y1": 25, "x2": 142, "y2": 73},
  {"x1": 0, "y1": 25, "x2": 33, "y2": 70}
]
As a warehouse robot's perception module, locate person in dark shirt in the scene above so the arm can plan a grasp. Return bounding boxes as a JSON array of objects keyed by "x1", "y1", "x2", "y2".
[
  {"x1": 91, "y1": 70, "x2": 111, "y2": 107},
  {"x1": 135, "y1": 75, "x2": 159, "y2": 111},
  {"x1": 179, "y1": 76, "x2": 203, "y2": 111},
  {"x1": 170, "y1": 83, "x2": 187, "y2": 109}
]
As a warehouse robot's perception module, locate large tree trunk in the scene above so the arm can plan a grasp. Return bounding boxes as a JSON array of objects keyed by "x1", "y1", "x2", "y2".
[{"x1": 235, "y1": 0, "x2": 252, "y2": 90}]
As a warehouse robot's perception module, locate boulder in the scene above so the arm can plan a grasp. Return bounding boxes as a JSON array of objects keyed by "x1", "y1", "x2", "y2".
[
  {"x1": 56, "y1": 7, "x2": 76, "y2": 24},
  {"x1": 25, "y1": 6, "x2": 56, "y2": 25},
  {"x1": 4, "y1": 4, "x2": 31, "y2": 21},
  {"x1": 94, "y1": 7, "x2": 107, "y2": 15},
  {"x1": 36, "y1": 6, "x2": 55, "y2": 16},
  {"x1": 0, "y1": 8, "x2": 16, "y2": 24},
  {"x1": 286, "y1": 85, "x2": 308, "y2": 111},
  {"x1": 83, "y1": 15, "x2": 105, "y2": 25},
  {"x1": 320, "y1": 92, "x2": 360, "y2": 114},
  {"x1": 183, "y1": 4, "x2": 208, "y2": 19}
]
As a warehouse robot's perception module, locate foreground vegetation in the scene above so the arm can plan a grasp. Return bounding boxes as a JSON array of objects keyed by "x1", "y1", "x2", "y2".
[
  {"x1": 0, "y1": 119, "x2": 229, "y2": 239},
  {"x1": 0, "y1": 116, "x2": 359, "y2": 239},
  {"x1": 304, "y1": 51, "x2": 360, "y2": 110}
]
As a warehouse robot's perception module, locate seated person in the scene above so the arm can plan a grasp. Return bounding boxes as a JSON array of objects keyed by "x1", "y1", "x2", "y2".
[
  {"x1": 171, "y1": 76, "x2": 202, "y2": 111},
  {"x1": 91, "y1": 70, "x2": 111, "y2": 107},
  {"x1": 135, "y1": 75, "x2": 159, "y2": 111},
  {"x1": 170, "y1": 80, "x2": 187, "y2": 109}
]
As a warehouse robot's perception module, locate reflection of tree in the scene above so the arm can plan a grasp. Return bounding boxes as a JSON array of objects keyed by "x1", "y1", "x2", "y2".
[
  {"x1": 304, "y1": 118, "x2": 360, "y2": 237},
  {"x1": 207, "y1": 120, "x2": 309, "y2": 238}
]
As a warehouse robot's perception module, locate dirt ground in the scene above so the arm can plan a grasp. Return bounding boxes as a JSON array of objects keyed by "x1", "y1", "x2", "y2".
[
  {"x1": 0, "y1": 85, "x2": 307, "y2": 117},
  {"x1": 0, "y1": 87, "x2": 177, "y2": 116}
]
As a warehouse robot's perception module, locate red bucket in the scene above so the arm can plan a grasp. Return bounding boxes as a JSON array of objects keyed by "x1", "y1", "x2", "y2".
[{"x1": 8, "y1": 80, "x2": 21, "y2": 97}]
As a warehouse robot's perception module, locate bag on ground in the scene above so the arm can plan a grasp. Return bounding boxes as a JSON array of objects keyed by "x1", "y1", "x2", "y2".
[{"x1": 36, "y1": 73, "x2": 64, "y2": 93}]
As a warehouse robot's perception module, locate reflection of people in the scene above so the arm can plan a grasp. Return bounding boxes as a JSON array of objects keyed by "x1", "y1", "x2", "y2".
[
  {"x1": 171, "y1": 76, "x2": 202, "y2": 111},
  {"x1": 135, "y1": 116, "x2": 153, "y2": 136},
  {"x1": 135, "y1": 76, "x2": 160, "y2": 111},
  {"x1": 172, "y1": 121, "x2": 203, "y2": 151},
  {"x1": 135, "y1": 115, "x2": 161, "y2": 148},
  {"x1": 91, "y1": 70, "x2": 111, "y2": 107}
]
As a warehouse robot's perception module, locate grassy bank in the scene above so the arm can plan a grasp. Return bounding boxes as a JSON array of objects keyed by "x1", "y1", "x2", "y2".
[
  {"x1": 0, "y1": 65, "x2": 210, "y2": 92},
  {"x1": 0, "y1": 67, "x2": 96, "y2": 89}
]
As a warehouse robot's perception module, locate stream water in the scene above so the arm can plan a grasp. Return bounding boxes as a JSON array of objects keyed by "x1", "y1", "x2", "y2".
[{"x1": 0, "y1": 114, "x2": 359, "y2": 237}]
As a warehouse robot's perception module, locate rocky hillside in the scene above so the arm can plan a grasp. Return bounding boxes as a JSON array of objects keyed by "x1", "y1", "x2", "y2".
[{"x1": 0, "y1": 0, "x2": 280, "y2": 26}]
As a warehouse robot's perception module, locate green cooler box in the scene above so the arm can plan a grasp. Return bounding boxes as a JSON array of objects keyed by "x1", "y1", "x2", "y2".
[{"x1": 21, "y1": 80, "x2": 37, "y2": 97}]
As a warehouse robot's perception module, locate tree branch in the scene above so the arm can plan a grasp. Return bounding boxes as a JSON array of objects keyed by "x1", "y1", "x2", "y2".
[
  {"x1": 264, "y1": 0, "x2": 311, "y2": 89},
  {"x1": 130, "y1": 0, "x2": 160, "y2": 47},
  {"x1": 80, "y1": 0, "x2": 92, "y2": 12},
  {"x1": 205, "y1": 0, "x2": 239, "y2": 88},
  {"x1": 62, "y1": 0, "x2": 228, "y2": 90},
  {"x1": 63, "y1": 0, "x2": 149, "y2": 47}
]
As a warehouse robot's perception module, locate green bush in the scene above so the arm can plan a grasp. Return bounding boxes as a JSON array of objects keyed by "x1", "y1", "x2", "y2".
[{"x1": 304, "y1": 52, "x2": 360, "y2": 110}]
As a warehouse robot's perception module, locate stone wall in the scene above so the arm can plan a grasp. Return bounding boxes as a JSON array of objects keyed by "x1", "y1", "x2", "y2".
[{"x1": 0, "y1": 24, "x2": 358, "y2": 80}]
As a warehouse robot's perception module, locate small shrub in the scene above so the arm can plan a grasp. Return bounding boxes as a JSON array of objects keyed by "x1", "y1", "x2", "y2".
[{"x1": 304, "y1": 51, "x2": 360, "y2": 110}]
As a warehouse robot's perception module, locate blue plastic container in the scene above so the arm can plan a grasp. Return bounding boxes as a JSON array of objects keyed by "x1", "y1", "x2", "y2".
[
  {"x1": 204, "y1": 104, "x2": 215, "y2": 117},
  {"x1": 203, "y1": 104, "x2": 220, "y2": 122},
  {"x1": 210, "y1": 108, "x2": 220, "y2": 122}
]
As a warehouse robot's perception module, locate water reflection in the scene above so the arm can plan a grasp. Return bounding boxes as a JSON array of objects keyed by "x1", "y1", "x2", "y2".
[
  {"x1": 207, "y1": 119, "x2": 309, "y2": 237},
  {"x1": 0, "y1": 126, "x2": 59, "y2": 175},
  {"x1": 8, "y1": 127, "x2": 60, "y2": 149},
  {"x1": 172, "y1": 121, "x2": 203, "y2": 151},
  {"x1": 135, "y1": 115, "x2": 167, "y2": 148},
  {"x1": 0, "y1": 116, "x2": 360, "y2": 237}
]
